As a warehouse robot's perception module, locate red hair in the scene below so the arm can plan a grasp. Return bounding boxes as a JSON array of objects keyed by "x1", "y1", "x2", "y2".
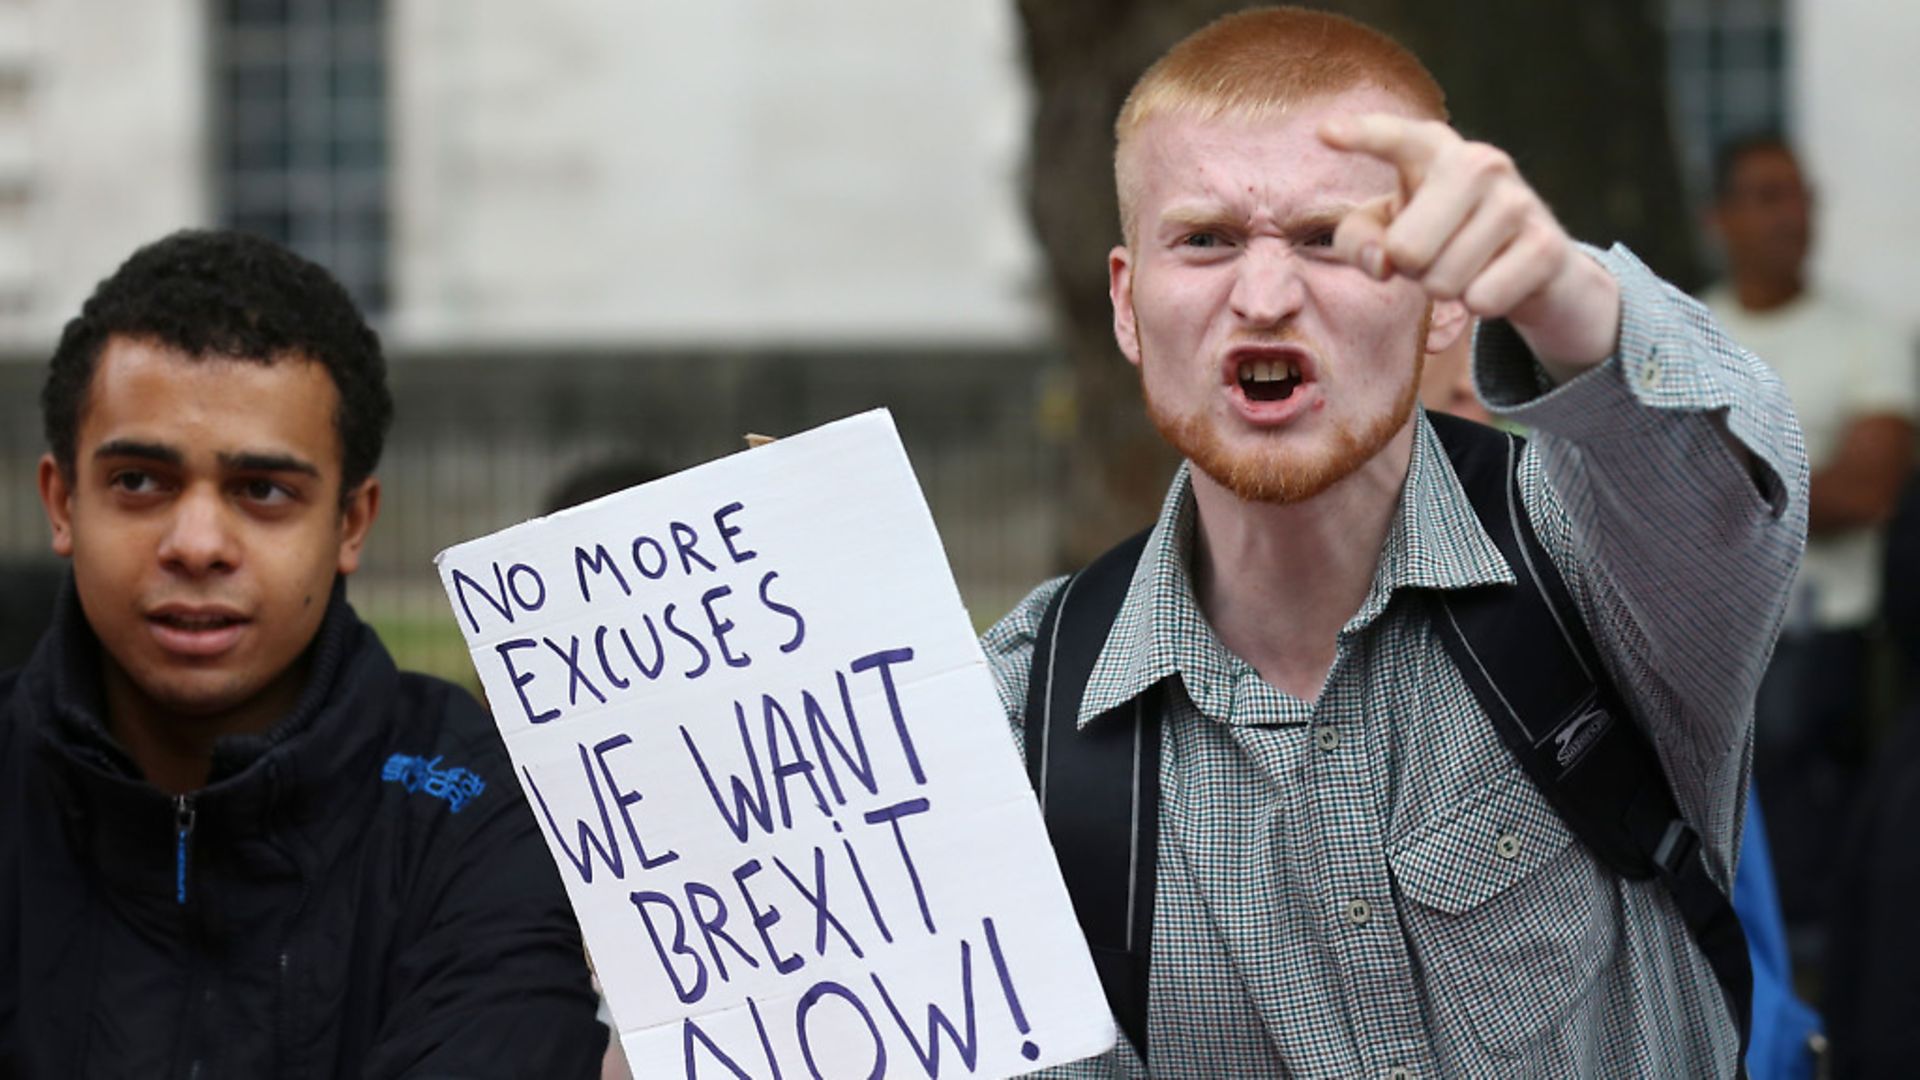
[{"x1": 1116, "y1": 7, "x2": 1447, "y2": 240}]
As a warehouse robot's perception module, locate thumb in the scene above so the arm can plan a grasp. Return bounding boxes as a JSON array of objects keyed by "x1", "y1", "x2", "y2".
[{"x1": 1332, "y1": 195, "x2": 1397, "y2": 281}]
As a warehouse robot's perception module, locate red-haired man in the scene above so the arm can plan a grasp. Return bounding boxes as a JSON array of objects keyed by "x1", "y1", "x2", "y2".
[{"x1": 987, "y1": 8, "x2": 1806, "y2": 1076}]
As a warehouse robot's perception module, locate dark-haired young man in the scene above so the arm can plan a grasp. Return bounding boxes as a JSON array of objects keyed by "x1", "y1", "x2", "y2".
[{"x1": 0, "y1": 230, "x2": 604, "y2": 1077}]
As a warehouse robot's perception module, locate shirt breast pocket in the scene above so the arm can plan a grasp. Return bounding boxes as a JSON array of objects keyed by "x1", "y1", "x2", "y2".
[{"x1": 1387, "y1": 765, "x2": 1619, "y2": 1060}]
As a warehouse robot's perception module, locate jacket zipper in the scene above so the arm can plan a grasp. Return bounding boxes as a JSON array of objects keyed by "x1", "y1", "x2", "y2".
[
  {"x1": 171, "y1": 793, "x2": 206, "y2": 1080},
  {"x1": 277, "y1": 949, "x2": 295, "y2": 1080},
  {"x1": 174, "y1": 793, "x2": 196, "y2": 905}
]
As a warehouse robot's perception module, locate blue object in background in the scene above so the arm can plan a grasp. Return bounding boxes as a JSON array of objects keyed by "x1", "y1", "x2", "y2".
[{"x1": 1736, "y1": 791, "x2": 1824, "y2": 1080}]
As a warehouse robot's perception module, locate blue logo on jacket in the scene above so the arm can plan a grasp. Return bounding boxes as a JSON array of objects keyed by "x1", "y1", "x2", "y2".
[{"x1": 382, "y1": 754, "x2": 486, "y2": 813}]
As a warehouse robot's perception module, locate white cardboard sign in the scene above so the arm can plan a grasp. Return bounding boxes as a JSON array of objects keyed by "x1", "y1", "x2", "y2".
[{"x1": 434, "y1": 410, "x2": 1114, "y2": 1078}]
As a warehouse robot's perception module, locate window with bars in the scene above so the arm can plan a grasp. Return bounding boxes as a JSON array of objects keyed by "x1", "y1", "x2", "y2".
[
  {"x1": 1665, "y1": 0, "x2": 1788, "y2": 208},
  {"x1": 214, "y1": 0, "x2": 387, "y2": 314}
]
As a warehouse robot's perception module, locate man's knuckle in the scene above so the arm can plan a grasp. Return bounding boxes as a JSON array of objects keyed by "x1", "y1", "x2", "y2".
[
  {"x1": 1464, "y1": 275, "x2": 1510, "y2": 315},
  {"x1": 1494, "y1": 186, "x2": 1532, "y2": 227},
  {"x1": 1523, "y1": 223, "x2": 1567, "y2": 264},
  {"x1": 1385, "y1": 235, "x2": 1426, "y2": 272},
  {"x1": 1426, "y1": 271, "x2": 1464, "y2": 300},
  {"x1": 1463, "y1": 144, "x2": 1513, "y2": 182}
]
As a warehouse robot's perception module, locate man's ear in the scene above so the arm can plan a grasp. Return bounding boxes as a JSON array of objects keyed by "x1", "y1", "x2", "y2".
[
  {"x1": 1110, "y1": 245, "x2": 1142, "y2": 368},
  {"x1": 38, "y1": 454, "x2": 74, "y2": 558},
  {"x1": 335, "y1": 476, "x2": 381, "y2": 576},
  {"x1": 1423, "y1": 298, "x2": 1471, "y2": 356}
]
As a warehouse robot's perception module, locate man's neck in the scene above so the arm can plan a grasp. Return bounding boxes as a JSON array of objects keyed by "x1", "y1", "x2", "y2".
[
  {"x1": 101, "y1": 657, "x2": 309, "y2": 796},
  {"x1": 1189, "y1": 422, "x2": 1415, "y2": 703},
  {"x1": 1731, "y1": 272, "x2": 1804, "y2": 314}
]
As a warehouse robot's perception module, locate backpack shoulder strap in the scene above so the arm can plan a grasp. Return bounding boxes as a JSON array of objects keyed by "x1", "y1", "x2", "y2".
[
  {"x1": 1024, "y1": 527, "x2": 1159, "y2": 1057},
  {"x1": 1426, "y1": 410, "x2": 1753, "y2": 1055},
  {"x1": 1022, "y1": 415, "x2": 1755, "y2": 1063}
]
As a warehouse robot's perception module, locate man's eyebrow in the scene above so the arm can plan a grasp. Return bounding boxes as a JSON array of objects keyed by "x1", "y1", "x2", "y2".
[
  {"x1": 1290, "y1": 206, "x2": 1352, "y2": 233},
  {"x1": 218, "y1": 450, "x2": 322, "y2": 478},
  {"x1": 93, "y1": 439, "x2": 183, "y2": 466},
  {"x1": 1159, "y1": 205, "x2": 1241, "y2": 234},
  {"x1": 1156, "y1": 203, "x2": 1358, "y2": 235}
]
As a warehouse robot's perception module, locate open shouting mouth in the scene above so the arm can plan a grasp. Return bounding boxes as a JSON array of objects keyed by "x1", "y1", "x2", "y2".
[
  {"x1": 1224, "y1": 345, "x2": 1317, "y2": 422},
  {"x1": 1238, "y1": 354, "x2": 1305, "y2": 402}
]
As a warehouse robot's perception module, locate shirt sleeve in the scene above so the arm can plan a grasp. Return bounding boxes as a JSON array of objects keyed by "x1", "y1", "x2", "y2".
[{"x1": 1472, "y1": 242, "x2": 1811, "y2": 882}]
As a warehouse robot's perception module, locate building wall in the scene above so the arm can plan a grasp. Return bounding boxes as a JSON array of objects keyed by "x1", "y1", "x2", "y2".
[
  {"x1": 1793, "y1": 0, "x2": 1920, "y2": 339},
  {"x1": 389, "y1": 0, "x2": 1042, "y2": 349},
  {"x1": 0, "y1": 0, "x2": 206, "y2": 349},
  {"x1": 0, "y1": 1, "x2": 1060, "y2": 682},
  {"x1": 0, "y1": 1, "x2": 1043, "y2": 350}
]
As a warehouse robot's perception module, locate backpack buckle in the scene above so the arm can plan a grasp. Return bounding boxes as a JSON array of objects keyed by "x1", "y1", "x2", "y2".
[{"x1": 1652, "y1": 819, "x2": 1699, "y2": 878}]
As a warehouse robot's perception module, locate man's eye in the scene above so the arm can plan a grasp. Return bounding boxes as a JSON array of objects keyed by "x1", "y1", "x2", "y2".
[
  {"x1": 239, "y1": 479, "x2": 292, "y2": 505},
  {"x1": 1300, "y1": 230, "x2": 1335, "y2": 249},
  {"x1": 1182, "y1": 233, "x2": 1223, "y2": 249},
  {"x1": 109, "y1": 470, "x2": 159, "y2": 494}
]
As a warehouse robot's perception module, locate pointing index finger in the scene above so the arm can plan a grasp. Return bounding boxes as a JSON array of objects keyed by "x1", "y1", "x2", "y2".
[{"x1": 1318, "y1": 112, "x2": 1452, "y2": 184}]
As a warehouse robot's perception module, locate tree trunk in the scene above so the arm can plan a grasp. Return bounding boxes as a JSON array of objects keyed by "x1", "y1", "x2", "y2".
[{"x1": 1017, "y1": 0, "x2": 1701, "y2": 567}]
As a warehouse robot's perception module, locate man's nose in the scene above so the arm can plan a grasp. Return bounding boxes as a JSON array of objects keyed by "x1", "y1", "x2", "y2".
[
  {"x1": 157, "y1": 488, "x2": 239, "y2": 576},
  {"x1": 1229, "y1": 240, "x2": 1307, "y2": 327}
]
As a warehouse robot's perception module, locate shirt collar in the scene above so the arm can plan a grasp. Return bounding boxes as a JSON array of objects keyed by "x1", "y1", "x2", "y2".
[{"x1": 1078, "y1": 410, "x2": 1515, "y2": 727}]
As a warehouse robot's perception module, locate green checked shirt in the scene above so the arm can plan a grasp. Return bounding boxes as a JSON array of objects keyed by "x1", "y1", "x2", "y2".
[{"x1": 983, "y1": 245, "x2": 1808, "y2": 1079}]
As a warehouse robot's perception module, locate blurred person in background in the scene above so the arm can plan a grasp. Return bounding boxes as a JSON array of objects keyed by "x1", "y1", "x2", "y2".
[
  {"x1": 0, "y1": 230, "x2": 603, "y2": 1078},
  {"x1": 985, "y1": 7, "x2": 1805, "y2": 1076},
  {"x1": 1702, "y1": 134, "x2": 1916, "y2": 977},
  {"x1": 1825, "y1": 688, "x2": 1920, "y2": 1076},
  {"x1": 543, "y1": 457, "x2": 667, "y2": 518}
]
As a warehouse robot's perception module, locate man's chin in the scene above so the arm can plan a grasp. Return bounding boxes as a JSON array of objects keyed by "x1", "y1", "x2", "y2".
[
  {"x1": 1200, "y1": 453, "x2": 1356, "y2": 505},
  {"x1": 1149, "y1": 410, "x2": 1371, "y2": 506},
  {"x1": 125, "y1": 668, "x2": 265, "y2": 722}
]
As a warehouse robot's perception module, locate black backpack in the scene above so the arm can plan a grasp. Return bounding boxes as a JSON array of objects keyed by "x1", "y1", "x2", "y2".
[{"x1": 1023, "y1": 412, "x2": 1751, "y2": 1063}]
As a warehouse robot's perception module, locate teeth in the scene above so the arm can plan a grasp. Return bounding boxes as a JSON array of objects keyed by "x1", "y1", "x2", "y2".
[{"x1": 1240, "y1": 359, "x2": 1301, "y2": 384}]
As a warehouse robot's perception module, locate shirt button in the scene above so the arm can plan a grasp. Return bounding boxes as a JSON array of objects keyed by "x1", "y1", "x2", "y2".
[
  {"x1": 1639, "y1": 358, "x2": 1662, "y2": 390},
  {"x1": 1345, "y1": 898, "x2": 1372, "y2": 926},
  {"x1": 1386, "y1": 1068, "x2": 1413, "y2": 1080},
  {"x1": 1314, "y1": 726, "x2": 1340, "y2": 751},
  {"x1": 1495, "y1": 833, "x2": 1521, "y2": 860}
]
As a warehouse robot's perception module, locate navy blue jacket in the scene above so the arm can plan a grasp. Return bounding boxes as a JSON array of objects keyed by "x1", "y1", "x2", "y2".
[{"x1": 0, "y1": 581, "x2": 604, "y2": 1078}]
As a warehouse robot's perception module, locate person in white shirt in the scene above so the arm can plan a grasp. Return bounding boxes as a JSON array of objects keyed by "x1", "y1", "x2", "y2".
[{"x1": 1701, "y1": 133, "x2": 1915, "y2": 974}]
